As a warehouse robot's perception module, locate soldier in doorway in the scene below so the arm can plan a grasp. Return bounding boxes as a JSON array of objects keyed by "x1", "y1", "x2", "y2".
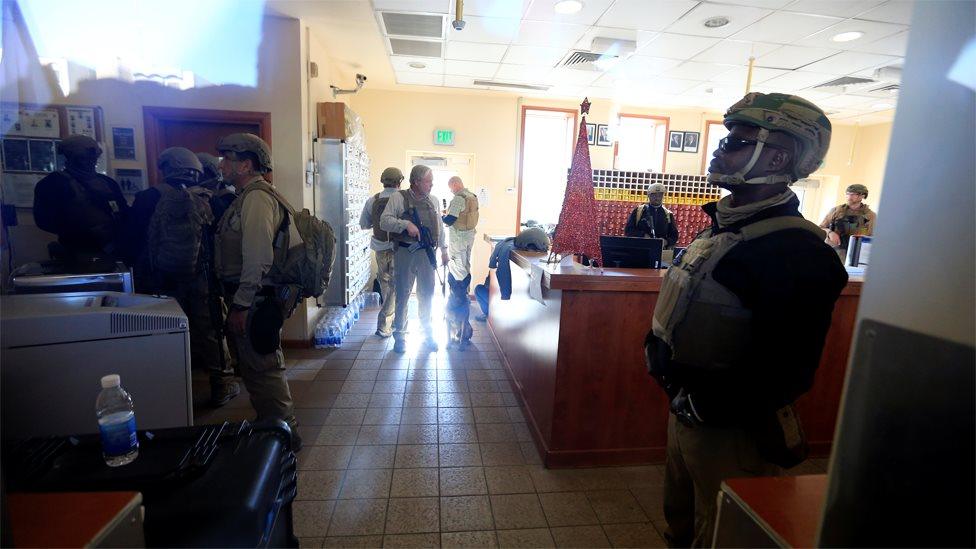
[{"x1": 359, "y1": 167, "x2": 404, "y2": 338}]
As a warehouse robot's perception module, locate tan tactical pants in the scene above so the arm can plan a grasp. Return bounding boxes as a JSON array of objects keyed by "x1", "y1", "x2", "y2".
[
  {"x1": 227, "y1": 295, "x2": 295, "y2": 426},
  {"x1": 447, "y1": 228, "x2": 476, "y2": 281},
  {"x1": 375, "y1": 248, "x2": 396, "y2": 336},
  {"x1": 393, "y1": 245, "x2": 435, "y2": 341},
  {"x1": 173, "y1": 273, "x2": 234, "y2": 386},
  {"x1": 664, "y1": 414, "x2": 780, "y2": 547}
]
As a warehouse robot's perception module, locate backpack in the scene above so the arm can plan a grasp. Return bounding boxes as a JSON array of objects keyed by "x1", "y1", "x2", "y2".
[
  {"x1": 147, "y1": 184, "x2": 213, "y2": 280},
  {"x1": 371, "y1": 192, "x2": 392, "y2": 242},
  {"x1": 260, "y1": 187, "x2": 337, "y2": 300}
]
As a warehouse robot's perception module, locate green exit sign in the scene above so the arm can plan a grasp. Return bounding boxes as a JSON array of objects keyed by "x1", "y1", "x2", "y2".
[{"x1": 434, "y1": 129, "x2": 455, "y2": 146}]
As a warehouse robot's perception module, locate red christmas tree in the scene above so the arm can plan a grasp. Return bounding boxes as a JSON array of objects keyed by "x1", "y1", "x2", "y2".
[{"x1": 550, "y1": 98, "x2": 602, "y2": 265}]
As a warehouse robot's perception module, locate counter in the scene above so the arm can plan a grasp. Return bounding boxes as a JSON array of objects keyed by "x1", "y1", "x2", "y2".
[{"x1": 487, "y1": 249, "x2": 862, "y2": 467}]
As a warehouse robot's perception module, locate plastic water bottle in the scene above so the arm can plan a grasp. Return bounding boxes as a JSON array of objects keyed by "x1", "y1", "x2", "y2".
[{"x1": 96, "y1": 374, "x2": 139, "y2": 467}]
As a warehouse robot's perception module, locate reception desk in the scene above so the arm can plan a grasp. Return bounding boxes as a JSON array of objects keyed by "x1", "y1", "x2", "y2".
[{"x1": 487, "y1": 249, "x2": 862, "y2": 467}]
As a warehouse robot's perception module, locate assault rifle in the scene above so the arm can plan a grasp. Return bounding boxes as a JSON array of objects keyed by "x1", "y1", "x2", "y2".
[{"x1": 407, "y1": 207, "x2": 444, "y2": 291}]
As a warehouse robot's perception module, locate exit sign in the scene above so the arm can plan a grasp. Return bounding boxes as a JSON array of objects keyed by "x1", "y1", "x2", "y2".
[{"x1": 434, "y1": 129, "x2": 455, "y2": 146}]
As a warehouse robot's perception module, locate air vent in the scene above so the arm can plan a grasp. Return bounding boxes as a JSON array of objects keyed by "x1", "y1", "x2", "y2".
[
  {"x1": 472, "y1": 80, "x2": 551, "y2": 91},
  {"x1": 381, "y1": 12, "x2": 444, "y2": 39},
  {"x1": 111, "y1": 312, "x2": 186, "y2": 334},
  {"x1": 390, "y1": 38, "x2": 443, "y2": 58},
  {"x1": 872, "y1": 84, "x2": 900, "y2": 94},
  {"x1": 814, "y1": 76, "x2": 876, "y2": 89},
  {"x1": 560, "y1": 50, "x2": 609, "y2": 71}
]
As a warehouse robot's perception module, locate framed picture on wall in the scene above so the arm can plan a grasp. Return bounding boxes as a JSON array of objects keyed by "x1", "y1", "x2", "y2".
[
  {"x1": 668, "y1": 131, "x2": 684, "y2": 152},
  {"x1": 682, "y1": 131, "x2": 700, "y2": 153},
  {"x1": 596, "y1": 124, "x2": 612, "y2": 146},
  {"x1": 586, "y1": 123, "x2": 596, "y2": 145}
]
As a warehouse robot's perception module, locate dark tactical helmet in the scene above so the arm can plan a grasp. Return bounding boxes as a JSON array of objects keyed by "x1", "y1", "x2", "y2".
[
  {"x1": 158, "y1": 147, "x2": 203, "y2": 182},
  {"x1": 846, "y1": 184, "x2": 869, "y2": 198},
  {"x1": 216, "y1": 133, "x2": 273, "y2": 173},
  {"x1": 711, "y1": 92, "x2": 832, "y2": 185},
  {"x1": 196, "y1": 152, "x2": 221, "y2": 180},
  {"x1": 57, "y1": 135, "x2": 102, "y2": 159},
  {"x1": 380, "y1": 167, "x2": 404, "y2": 186}
]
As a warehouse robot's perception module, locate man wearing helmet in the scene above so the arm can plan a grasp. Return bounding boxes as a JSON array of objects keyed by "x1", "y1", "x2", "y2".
[
  {"x1": 359, "y1": 167, "x2": 404, "y2": 338},
  {"x1": 645, "y1": 93, "x2": 848, "y2": 547},
  {"x1": 33, "y1": 135, "x2": 129, "y2": 271},
  {"x1": 124, "y1": 147, "x2": 240, "y2": 407},
  {"x1": 624, "y1": 182, "x2": 679, "y2": 248},
  {"x1": 196, "y1": 152, "x2": 238, "y2": 223},
  {"x1": 820, "y1": 183, "x2": 877, "y2": 255},
  {"x1": 213, "y1": 133, "x2": 301, "y2": 449}
]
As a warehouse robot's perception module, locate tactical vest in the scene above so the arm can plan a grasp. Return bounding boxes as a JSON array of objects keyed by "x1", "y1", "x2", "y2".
[
  {"x1": 372, "y1": 192, "x2": 393, "y2": 242},
  {"x1": 453, "y1": 189, "x2": 480, "y2": 231},
  {"x1": 652, "y1": 216, "x2": 826, "y2": 369},
  {"x1": 827, "y1": 205, "x2": 873, "y2": 248},
  {"x1": 392, "y1": 189, "x2": 440, "y2": 244},
  {"x1": 215, "y1": 178, "x2": 289, "y2": 283},
  {"x1": 62, "y1": 172, "x2": 124, "y2": 252},
  {"x1": 636, "y1": 204, "x2": 673, "y2": 237}
]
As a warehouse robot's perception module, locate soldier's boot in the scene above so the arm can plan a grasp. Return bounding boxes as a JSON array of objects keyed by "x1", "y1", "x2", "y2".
[
  {"x1": 393, "y1": 338, "x2": 407, "y2": 353},
  {"x1": 209, "y1": 379, "x2": 241, "y2": 408}
]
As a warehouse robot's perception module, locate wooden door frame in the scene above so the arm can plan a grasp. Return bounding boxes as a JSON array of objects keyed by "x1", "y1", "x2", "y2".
[
  {"x1": 700, "y1": 119, "x2": 725, "y2": 175},
  {"x1": 516, "y1": 105, "x2": 579, "y2": 235},
  {"x1": 612, "y1": 113, "x2": 670, "y2": 173},
  {"x1": 143, "y1": 106, "x2": 271, "y2": 186}
]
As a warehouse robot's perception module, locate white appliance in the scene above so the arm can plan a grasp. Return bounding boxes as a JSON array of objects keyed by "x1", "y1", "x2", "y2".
[{"x1": 1, "y1": 292, "x2": 192, "y2": 438}]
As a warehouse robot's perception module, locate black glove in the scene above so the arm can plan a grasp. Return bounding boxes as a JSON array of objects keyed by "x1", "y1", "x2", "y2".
[{"x1": 670, "y1": 389, "x2": 704, "y2": 427}]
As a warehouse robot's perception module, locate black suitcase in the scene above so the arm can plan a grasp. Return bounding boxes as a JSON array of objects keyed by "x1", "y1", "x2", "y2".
[{"x1": 3, "y1": 420, "x2": 298, "y2": 548}]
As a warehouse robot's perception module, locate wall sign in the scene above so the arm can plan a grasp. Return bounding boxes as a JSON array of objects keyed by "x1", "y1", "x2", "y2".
[
  {"x1": 115, "y1": 168, "x2": 145, "y2": 195},
  {"x1": 66, "y1": 107, "x2": 96, "y2": 139},
  {"x1": 111, "y1": 127, "x2": 136, "y2": 160},
  {"x1": 433, "y1": 129, "x2": 455, "y2": 146}
]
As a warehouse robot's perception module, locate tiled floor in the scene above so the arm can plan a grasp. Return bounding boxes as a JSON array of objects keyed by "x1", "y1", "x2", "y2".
[{"x1": 195, "y1": 296, "x2": 829, "y2": 548}]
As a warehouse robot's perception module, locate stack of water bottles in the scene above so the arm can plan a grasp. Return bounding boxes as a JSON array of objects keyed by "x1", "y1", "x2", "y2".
[{"x1": 314, "y1": 292, "x2": 381, "y2": 349}]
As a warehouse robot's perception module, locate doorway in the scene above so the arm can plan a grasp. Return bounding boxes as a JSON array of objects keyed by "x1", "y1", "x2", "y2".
[
  {"x1": 517, "y1": 106, "x2": 577, "y2": 232},
  {"x1": 405, "y1": 151, "x2": 476, "y2": 210},
  {"x1": 143, "y1": 106, "x2": 271, "y2": 186}
]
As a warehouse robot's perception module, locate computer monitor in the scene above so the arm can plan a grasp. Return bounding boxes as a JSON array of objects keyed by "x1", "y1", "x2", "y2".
[{"x1": 599, "y1": 236, "x2": 664, "y2": 268}]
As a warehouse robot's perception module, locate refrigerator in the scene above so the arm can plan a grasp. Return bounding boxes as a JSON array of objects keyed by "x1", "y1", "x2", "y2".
[{"x1": 313, "y1": 138, "x2": 372, "y2": 306}]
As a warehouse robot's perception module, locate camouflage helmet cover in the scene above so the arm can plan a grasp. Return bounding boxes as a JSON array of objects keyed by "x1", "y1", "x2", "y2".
[
  {"x1": 216, "y1": 133, "x2": 273, "y2": 173},
  {"x1": 380, "y1": 167, "x2": 404, "y2": 185},
  {"x1": 648, "y1": 183, "x2": 667, "y2": 195},
  {"x1": 57, "y1": 135, "x2": 102, "y2": 158},
  {"x1": 158, "y1": 147, "x2": 203, "y2": 181},
  {"x1": 196, "y1": 152, "x2": 221, "y2": 179},
  {"x1": 846, "y1": 184, "x2": 869, "y2": 198},
  {"x1": 723, "y1": 92, "x2": 832, "y2": 181}
]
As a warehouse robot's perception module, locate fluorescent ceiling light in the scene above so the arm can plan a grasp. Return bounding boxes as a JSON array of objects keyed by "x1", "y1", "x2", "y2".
[
  {"x1": 831, "y1": 31, "x2": 864, "y2": 42},
  {"x1": 554, "y1": 0, "x2": 584, "y2": 15},
  {"x1": 408, "y1": 62, "x2": 427, "y2": 69}
]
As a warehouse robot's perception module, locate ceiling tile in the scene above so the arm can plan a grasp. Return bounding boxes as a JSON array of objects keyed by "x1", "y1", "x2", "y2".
[
  {"x1": 731, "y1": 12, "x2": 842, "y2": 44},
  {"x1": 523, "y1": 0, "x2": 615, "y2": 26},
  {"x1": 390, "y1": 56, "x2": 446, "y2": 72},
  {"x1": 597, "y1": 55, "x2": 684, "y2": 84},
  {"x1": 847, "y1": 30, "x2": 909, "y2": 56},
  {"x1": 663, "y1": 61, "x2": 737, "y2": 80},
  {"x1": 664, "y1": 4, "x2": 773, "y2": 39},
  {"x1": 448, "y1": 15, "x2": 521, "y2": 43},
  {"x1": 584, "y1": 86, "x2": 616, "y2": 99},
  {"x1": 801, "y1": 50, "x2": 898, "y2": 74},
  {"x1": 782, "y1": 0, "x2": 885, "y2": 18},
  {"x1": 639, "y1": 33, "x2": 721, "y2": 60},
  {"x1": 712, "y1": 0, "x2": 795, "y2": 7},
  {"x1": 795, "y1": 19, "x2": 907, "y2": 49},
  {"x1": 648, "y1": 76, "x2": 703, "y2": 94},
  {"x1": 395, "y1": 72, "x2": 445, "y2": 85},
  {"x1": 761, "y1": 70, "x2": 836, "y2": 91},
  {"x1": 549, "y1": 68, "x2": 602, "y2": 86},
  {"x1": 444, "y1": 59, "x2": 499, "y2": 77},
  {"x1": 855, "y1": 0, "x2": 914, "y2": 24},
  {"x1": 445, "y1": 41, "x2": 509, "y2": 61},
  {"x1": 572, "y1": 27, "x2": 655, "y2": 51},
  {"x1": 710, "y1": 65, "x2": 789, "y2": 85},
  {"x1": 494, "y1": 63, "x2": 555, "y2": 81},
  {"x1": 443, "y1": 74, "x2": 489, "y2": 88},
  {"x1": 756, "y1": 45, "x2": 839, "y2": 69},
  {"x1": 515, "y1": 20, "x2": 588, "y2": 48},
  {"x1": 374, "y1": 0, "x2": 451, "y2": 14},
  {"x1": 793, "y1": 89, "x2": 841, "y2": 101},
  {"x1": 544, "y1": 85, "x2": 585, "y2": 98},
  {"x1": 501, "y1": 44, "x2": 566, "y2": 65},
  {"x1": 454, "y1": 0, "x2": 530, "y2": 18},
  {"x1": 818, "y1": 93, "x2": 876, "y2": 108},
  {"x1": 596, "y1": 0, "x2": 699, "y2": 31},
  {"x1": 692, "y1": 40, "x2": 781, "y2": 65}
]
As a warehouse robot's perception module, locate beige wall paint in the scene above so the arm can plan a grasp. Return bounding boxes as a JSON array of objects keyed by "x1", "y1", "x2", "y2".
[{"x1": 815, "y1": 121, "x2": 893, "y2": 215}]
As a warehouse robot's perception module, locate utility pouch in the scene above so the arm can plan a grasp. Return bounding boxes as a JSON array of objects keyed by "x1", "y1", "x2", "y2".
[{"x1": 754, "y1": 404, "x2": 809, "y2": 468}]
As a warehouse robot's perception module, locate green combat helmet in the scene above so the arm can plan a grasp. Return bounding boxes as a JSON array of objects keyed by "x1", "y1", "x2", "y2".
[
  {"x1": 216, "y1": 133, "x2": 273, "y2": 173},
  {"x1": 158, "y1": 147, "x2": 203, "y2": 182},
  {"x1": 57, "y1": 135, "x2": 102, "y2": 159},
  {"x1": 846, "y1": 184, "x2": 869, "y2": 198},
  {"x1": 196, "y1": 152, "x2": 221, "y2": 181},
  {"x1": 709, "y1": 92, "x2": 832, "y2": 186},
  {"x1": 380, "y1": 167, "x2": 404, "y2": 185}
]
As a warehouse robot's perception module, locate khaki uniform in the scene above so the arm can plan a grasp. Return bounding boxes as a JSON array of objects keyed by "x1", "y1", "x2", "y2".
[
  {"x1": 446, "y1": 188, "x2": 479, "y2": 281},
  {"x1": 360, "y1": 188, "x2": 398, "y2": 336},
  {"x1": 379, "y1": 189, "x2": 445, "y2": 342},
  {"x1": 820, "y1": 203, "x2": 876, "y2": 249},
  {"x1": 215, "y1": 175, "x2": 294, "y2": 425}
]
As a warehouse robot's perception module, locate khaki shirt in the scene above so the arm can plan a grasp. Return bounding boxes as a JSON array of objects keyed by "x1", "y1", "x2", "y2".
[
  {"x1": 379, "y1": 189, "x2": 446, "y2": 249},
  {"x1": 228, "y1": 176, "x2": 286, "y2": 307},
  {"x1": 820, "y1": 203, "x2": 877, "y2": 237}
]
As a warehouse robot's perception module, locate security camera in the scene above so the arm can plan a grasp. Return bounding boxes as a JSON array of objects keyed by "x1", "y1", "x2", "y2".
[
  {"x1": 451, "y1": 19, "x2": 465, "y2": 31},
  {"x1": 331, "y1": 74, "x2": 368, "y2": 98},
  {"x1": 356, "y1": 73, "x2": 367, "y2": 85}
]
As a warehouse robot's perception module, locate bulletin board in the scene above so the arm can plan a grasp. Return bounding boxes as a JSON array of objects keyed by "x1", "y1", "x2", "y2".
[{"x1": 0, "y1": 102, "x2": 106, "y2": 207}]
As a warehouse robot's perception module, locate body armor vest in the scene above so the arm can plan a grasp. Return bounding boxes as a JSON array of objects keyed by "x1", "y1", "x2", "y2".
[
  {"x1": 827, "y1": 205, "x2": 873, "y2": 248},
  {"x1": 453, "y1": 189, "x2": 480, "y2": 231},
  {"x1": 372, "y1": 192, "x2": 393, "y2": 242},
  {"x1": 652, "y1": 216, "x2": 825, "y2": 369},
  {"x1": 215, "y1": 178, "x2": 289, "y2": 282},
  {"x1": 392, "y1": 189, "x2": 440, "y2": 244}
]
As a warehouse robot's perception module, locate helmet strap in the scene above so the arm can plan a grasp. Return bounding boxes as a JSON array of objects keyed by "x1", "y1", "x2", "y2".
[{"x1": 707, "y1": 128, "x2": 796, "y2": 186}]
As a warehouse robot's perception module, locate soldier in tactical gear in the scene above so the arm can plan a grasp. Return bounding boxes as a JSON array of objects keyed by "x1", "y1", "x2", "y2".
[
  {"x1": 359, "y1": 166, "x2": 404, "y2": 338},
  {"x1": 33, "y1": 135, "x2": 129, "y2": 271},
  {"x1": 379, "y1": 164, "x2": 448, "y2": 354},
  {"x1": 624, "y1": 182, "x2": 679, "y2": 248},
  {"x1": 645, "y1": 93, "x2": 848, "y2": 547},
  {"x1": 196, "y1": 152, "x2": 237, "y2": 223},
  {"x1": 213, "y1": 133, "x2": 301, "y2": 449},
  {"x1": 442, "y1": 176, "x2": 479, "y2": 348},
  {"x1": 820, "y1": 183, "x2": 877, "y2": 255},
  {"x1": 125, "y1": 147, "x2": 240, "y2": 407}
]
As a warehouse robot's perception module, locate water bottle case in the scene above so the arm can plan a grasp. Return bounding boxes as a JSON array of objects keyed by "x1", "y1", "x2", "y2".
[{"x1": 3, "y1": 420, "x2": 299, "y2": 548}]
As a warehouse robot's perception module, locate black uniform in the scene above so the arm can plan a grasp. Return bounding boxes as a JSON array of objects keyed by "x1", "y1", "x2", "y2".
[{"x1": 624, "y1": 204, "x2": 679, "y2": 248}]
